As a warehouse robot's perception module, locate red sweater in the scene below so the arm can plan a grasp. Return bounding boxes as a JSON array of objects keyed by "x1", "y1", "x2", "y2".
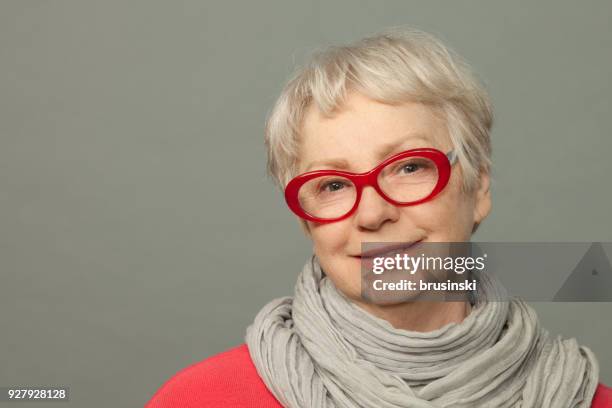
[{"x1": 146, "y1": 343, "x2": 612, "y2": 408}]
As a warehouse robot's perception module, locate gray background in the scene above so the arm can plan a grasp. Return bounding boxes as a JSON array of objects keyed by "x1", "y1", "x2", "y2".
[{"x1": 1, "y1": 1, "x2": 610, "y2": 407}]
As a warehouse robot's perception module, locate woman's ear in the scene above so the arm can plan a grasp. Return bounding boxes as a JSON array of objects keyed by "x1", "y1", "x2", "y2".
[{"x1": 472, "y1": 169, "x2": 492, "y2": 234}]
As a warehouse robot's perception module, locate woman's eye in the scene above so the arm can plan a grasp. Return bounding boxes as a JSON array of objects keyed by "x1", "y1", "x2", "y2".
[
  {"x1": 321, "y1": 181, "x2": 346, "y2": 192},
  {"x1": 400, "y1": 163, "x2": 420, "y2": 174}
]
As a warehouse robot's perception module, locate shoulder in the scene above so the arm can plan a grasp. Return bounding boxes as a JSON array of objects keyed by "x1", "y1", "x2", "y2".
[
  {"x1": 145, "y1": 343, "x2": 283, "y2": 408},
  {"x1": 593, "y1": 383, "x2": 612, "y2": 408}
]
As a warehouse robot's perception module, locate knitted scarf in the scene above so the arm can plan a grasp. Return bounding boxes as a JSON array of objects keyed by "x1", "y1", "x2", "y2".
[{"x1": 245, "y1": 255, "x2": 599, "y2": 407}]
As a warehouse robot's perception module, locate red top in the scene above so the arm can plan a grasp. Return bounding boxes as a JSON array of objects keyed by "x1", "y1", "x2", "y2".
[{"x1": 146, "y1": 343, "x2": 612, "y2": 408}]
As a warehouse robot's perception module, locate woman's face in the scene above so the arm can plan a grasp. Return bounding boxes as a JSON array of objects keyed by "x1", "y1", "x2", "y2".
[{"x1": 297, "y1": 92, "x2": 491, "y2": 303}]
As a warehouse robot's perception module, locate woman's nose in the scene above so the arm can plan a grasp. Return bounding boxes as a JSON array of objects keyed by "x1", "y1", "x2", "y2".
[{"x1": 354, "y1": 186, "x2": 400, "y2": 230}]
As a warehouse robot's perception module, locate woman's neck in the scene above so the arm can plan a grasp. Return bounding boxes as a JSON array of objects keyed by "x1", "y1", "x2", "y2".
[{"x1": 352, "y1": 299, "x2": 472, "y2": 332}]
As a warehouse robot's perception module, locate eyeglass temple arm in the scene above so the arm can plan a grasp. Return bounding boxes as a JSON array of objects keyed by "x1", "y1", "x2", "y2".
[{"x1": 446, "y1": 150, "x2": 457, "y2": 165}]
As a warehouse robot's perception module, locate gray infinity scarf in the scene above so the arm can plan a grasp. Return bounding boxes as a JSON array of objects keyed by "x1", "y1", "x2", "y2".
[{"x1": 245, "y1": 255, "x2": 599, "y2": 408}]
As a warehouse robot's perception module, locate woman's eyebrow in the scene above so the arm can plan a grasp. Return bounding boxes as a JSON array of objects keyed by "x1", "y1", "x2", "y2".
[
  {"x1": 375, "y1": 134, "x2": 432, "y2": 159},
  {"x1": 303, "y1": 134, "x2": 433, "y2": 172},
  {"x1": 304, "y1": 158, "x2": 351, "y2": 172}
]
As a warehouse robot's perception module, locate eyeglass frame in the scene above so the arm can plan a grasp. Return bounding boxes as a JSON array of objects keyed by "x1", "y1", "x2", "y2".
[{"x1": 284, "y1": 147, "x2": 458, "y2": 223}]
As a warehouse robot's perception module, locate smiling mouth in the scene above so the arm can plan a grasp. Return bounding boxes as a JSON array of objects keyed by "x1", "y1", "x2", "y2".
[{"x1": 355, "y1": 240, "x2": 424, "y2": 259}]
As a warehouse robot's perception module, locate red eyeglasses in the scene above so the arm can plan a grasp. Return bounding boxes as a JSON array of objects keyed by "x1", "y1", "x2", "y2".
[{"x1": 284, "y1": 148, "x2": 457, "y2": 223}]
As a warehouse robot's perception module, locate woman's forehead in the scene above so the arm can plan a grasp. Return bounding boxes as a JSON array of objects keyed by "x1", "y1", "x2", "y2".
[
  {"x1": 298, "y1": 97, "x2": 450, "y2": 172},
  {"x1": 302, "y1": 95, "x2": 446, "y2": 142}
]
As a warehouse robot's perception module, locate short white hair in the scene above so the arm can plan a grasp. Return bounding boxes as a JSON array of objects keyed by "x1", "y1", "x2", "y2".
[{"x1": 265, "y1": 26, "x2": 493, "y2": 194}]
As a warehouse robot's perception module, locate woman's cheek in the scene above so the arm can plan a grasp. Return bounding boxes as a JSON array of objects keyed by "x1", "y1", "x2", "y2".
[{"x1": 312, "y1": 223, "x2": 349, "y2": 250}]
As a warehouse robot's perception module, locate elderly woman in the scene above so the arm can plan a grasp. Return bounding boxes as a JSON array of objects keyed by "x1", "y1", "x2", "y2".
[{"x1": 146, "y1": 27, "x2": 611, "y2": 407}]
